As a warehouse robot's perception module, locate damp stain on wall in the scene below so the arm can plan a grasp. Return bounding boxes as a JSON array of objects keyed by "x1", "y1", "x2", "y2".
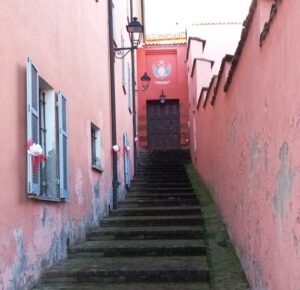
[
  {"x1": 8, "y1": 229, "x2": 29, "y2": 290},
  {"x1": 273, "y1": 142, "x2": 296, "y2": 223}
]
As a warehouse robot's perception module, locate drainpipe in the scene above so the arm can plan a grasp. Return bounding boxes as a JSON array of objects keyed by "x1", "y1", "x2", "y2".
[
  {"x1": 130, "y1": 0, "x2": 138, "y2": 176},
  {"x1": 108, "y1": 0, "x2": 119, "y2": 209}
]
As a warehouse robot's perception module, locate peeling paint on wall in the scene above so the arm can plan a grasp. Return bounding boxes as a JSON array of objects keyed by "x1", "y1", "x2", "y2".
[
  {"x1": 8, "y1": 229, "x2": 29, "y2": 290},
  {"x1": 290, "y1": 114, "x2": 300, "y2": 128},
  {"x1": 263, "y1": 142, "x2": 269, "y2": 173},
  {"x1": 273, "y1": 143, "x2": 296, "y2": 222},
  {"x1": 293, "y1": 230, "x2": 299, "y2": 254},
  {"x1": 252, "y1": 259, "x2": 269, "y2": 290},
  {"x1": 230, "y1": 117, "x2": 237, "y2": 145},
  {"x1": 41, "y1": 206, "x2": 48, "y2": 227},
  {"x1": 75, "y1": 168, "x2": 84, "y2": 205},
  {"x1": 248, "y1": 134, "x2": 261, "y2": 192},
  {"x1": 93, "y1": 179, "x2": 101, "y2": 225}
]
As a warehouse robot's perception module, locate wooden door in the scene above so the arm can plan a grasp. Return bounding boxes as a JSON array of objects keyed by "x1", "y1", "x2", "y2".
[{"x1": 147, "y1": 100, "x2": 180, "y2": 150}]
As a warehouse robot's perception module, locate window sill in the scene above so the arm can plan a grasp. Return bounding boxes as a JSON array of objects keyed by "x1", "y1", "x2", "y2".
[
  {"x1": 28, "y1": 195, "x2": 66, "y2": 202},
  {"x1": 92, "y1": 165, "x2": 104, "y2": 173}
]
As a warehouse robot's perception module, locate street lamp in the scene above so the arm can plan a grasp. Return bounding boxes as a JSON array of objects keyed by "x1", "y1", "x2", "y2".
[
  {"x1": 114, "y1": 17, "x2": 144, "y2": 59},
  {"x1": 135, "y1": 72, "x2": 151, "y2": 92},
  {"x1": 127, "y1": 17, "x2": 144, "y2": 47},
  {"x1": 159, "y1": 90, "x2": 166, "y2": 104}
]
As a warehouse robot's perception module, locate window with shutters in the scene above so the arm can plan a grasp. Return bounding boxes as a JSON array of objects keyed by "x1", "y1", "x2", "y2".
[
  {"x1": 26, "y1": 58, "x2": 69, "y2": 201},
  {"x1": 91, "y1": 123, "x2": 103, "y2": 173}
]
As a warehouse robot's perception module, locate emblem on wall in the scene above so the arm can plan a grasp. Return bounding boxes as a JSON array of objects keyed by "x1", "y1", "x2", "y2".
[{"x1": 152, "y1": 61, "x2": 172, "y2": 85}]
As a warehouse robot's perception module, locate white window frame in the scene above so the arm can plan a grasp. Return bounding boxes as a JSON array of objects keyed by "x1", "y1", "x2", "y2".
[{"x1": 91, "y1": 123, "x2": 103, "y2": 173}]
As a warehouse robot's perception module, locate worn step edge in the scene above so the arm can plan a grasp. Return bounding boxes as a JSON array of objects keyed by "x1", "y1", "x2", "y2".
[
  {"x1": 34, "y1": 281, "x2": 211, "y2": 290},
  {"x1": 41, "y1": 256, "x2": 209, "y2": 283},
  {"x1": 69, "y1": 239, "x2": 207, "y2": 253},
  {"x1": 111, "y1": 206, "x2": 202, "y2": 216},
  {"x1": 118, "y1": 199, "x2": 200, "y2": 207},
  {"x1": 68, "y1": 246, "x2": 207, "y2": 258},
  {"x1": 125, "y1": 193, "x2": 197, "y2": 199},
  {"x1": 101, "y1": 216, "x2": 202, "y2": 227},
  {"x1": 87, "y1": 225, "x2": 205, "y2": 240}
]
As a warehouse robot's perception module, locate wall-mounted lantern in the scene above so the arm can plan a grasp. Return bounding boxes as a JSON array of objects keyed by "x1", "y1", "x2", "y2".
[
  {"x1": 159, "y1": 90, "x2": 166, "y2": 104},
  {"x1": 135, "y1": 73, "x2": 151, "y2": 92},
  {"x1": 114, "y1": 17, "x2": 144, "y2": 59}
]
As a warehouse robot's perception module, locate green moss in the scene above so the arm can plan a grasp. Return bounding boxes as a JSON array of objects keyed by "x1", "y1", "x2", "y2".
[{"x1": 186, "y1": 165, "x2": 250, "y2": 290}]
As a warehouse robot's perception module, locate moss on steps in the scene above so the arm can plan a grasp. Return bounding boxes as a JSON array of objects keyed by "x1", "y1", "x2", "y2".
[{"x1": 186, "y1": 165, "x2": 250, "y2": 290}]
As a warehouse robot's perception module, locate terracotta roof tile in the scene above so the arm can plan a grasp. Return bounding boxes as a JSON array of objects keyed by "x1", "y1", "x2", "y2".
[{"x1": 144, "y1": 32, "x2": 187, "y2": 46}]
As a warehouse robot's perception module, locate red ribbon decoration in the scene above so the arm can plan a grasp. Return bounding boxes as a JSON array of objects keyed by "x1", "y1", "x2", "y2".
[
  {"x1": 27, "y1": 140, "x2": 46, "y2": 172},
  {"x1": 111, "y1": 147, "x2": 123, "y2": 156},
  {"x1": 32, "y1": 155, "x2": 46, "y2": 172}
]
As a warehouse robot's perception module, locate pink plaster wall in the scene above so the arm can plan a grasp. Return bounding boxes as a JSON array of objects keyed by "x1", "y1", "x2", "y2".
[
  {"x1": 189, "y1": 1, "x2": 300, "y2": 289},
  {"x1": 0, "y1": 1, "x2": 135, "y2": 289}
]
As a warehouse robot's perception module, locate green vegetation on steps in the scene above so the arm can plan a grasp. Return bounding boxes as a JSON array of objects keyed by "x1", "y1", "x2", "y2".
[{"x1": 186, "y1": 165, "x2": 250, "y2": 290}]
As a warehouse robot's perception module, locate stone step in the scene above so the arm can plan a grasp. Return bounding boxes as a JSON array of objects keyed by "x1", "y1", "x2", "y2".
[
  {"x1": 110, "y1": 206, "x2": 202, "y2": 216},
  {"x1": 134, "y1": 172, "x2": 188, "y2": 176},
  {"x1": 118, "y1": 198, "x2": 199, "y2": 207},
  {"x1": 40, "y1": 256, "x2": 209, "y2": 284},
  {"x1": 137, "y1": 166, "x2": 186, "y2": 169},
  {"x1": 125, "y1": 193, "x2": 197, "y2": 199},
  {"x1": 131, "y1": 181, "x2": 191, "y2": 186},
  {"x1": 35, "y1": 281, "x2": 211, "y2": 290},
  {"x1": 130, "y1": 183, "x2": 191, "y2": 189},
  {"x1": 87, "y1": 225, "x2": 205, "y2": 240},
  {"x1": 101, "y1": 215, "x2": 203, "y2": 227},
  {"x1": 136, "y1": 171, "x2": 187, "y2": 180},
  {"x1": 137, "y1": 168, "x2": 187, "y2": 172},
  {"x1": 68, "y1": 239, "x2": 207, "y2": 258},
  {"x1": 136, "y1": 171, "x2": 187, "y2": 176},
  {"x1": 129, "y1": 188, "x2": 194, "y2": 193},
  {"x1": 133, "y1": 177, "x2": 190, "y2": 182}
]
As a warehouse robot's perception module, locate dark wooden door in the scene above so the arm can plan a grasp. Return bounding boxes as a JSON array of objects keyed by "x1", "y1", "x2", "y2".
[{"x1": 147, "y1": 100, "x2": 180, "y2": 150}]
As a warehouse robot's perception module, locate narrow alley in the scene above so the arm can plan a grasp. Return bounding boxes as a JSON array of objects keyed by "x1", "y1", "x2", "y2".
[
  {"x1": 1, "y1": 1, "x2": 299, "y2": 289},
  {"x1": 34, "y1": 150, "x2": 248, "y2": 289}
]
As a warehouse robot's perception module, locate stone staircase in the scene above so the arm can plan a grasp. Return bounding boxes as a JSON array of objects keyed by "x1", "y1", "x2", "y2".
[{"x1": 35, "y1": 150, "x2": 210, "y2": 290}]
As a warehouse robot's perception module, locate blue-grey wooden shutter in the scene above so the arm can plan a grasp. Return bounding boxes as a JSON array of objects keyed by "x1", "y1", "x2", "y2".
[
  {"x1": 123, "y1": 133, "x2": 131, "y2": 188},
  {"x1": 26, "y1": 57, "x2": 40, "y2": 196},
  {"x1": 58, "y1": 91, "x2": 69, "y2": 199}
]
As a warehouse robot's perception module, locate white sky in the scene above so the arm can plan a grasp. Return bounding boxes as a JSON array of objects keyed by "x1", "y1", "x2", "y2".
[{"x1": 144, "y1": 0, "x2": 252, "y2": 35}]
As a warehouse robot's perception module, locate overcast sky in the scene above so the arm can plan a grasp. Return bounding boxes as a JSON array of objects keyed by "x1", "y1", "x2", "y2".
[{"x1": 144, "y1": 0, "x2": 252, "y2": 35}]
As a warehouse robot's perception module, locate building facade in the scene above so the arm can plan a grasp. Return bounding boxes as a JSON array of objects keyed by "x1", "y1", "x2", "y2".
[
  {"x1": 0, "y1": 1, "x2": 141, "y2": 289},
  {"x1": 137, "y1": 35, "x2": 190, "y2": 150},
  {"x1": 188, "y1": 1, "x2": 300, "y2": 289}
]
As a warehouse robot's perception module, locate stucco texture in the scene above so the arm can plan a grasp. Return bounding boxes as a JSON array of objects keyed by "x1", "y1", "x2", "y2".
[
  {"x1": 189, "y1": 1, "x2": 300, "y2": 289},
  {"x1": 0, "y1": 1, "x2": 134, "y2": 289}
]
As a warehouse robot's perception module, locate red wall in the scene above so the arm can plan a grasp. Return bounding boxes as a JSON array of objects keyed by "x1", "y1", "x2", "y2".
[
  {"x1": 137, "y1": 45, "x2": 189, "y2": 149},
  {"x1": 189, "y1": 1, "x2": 300, "y2": 289}
]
